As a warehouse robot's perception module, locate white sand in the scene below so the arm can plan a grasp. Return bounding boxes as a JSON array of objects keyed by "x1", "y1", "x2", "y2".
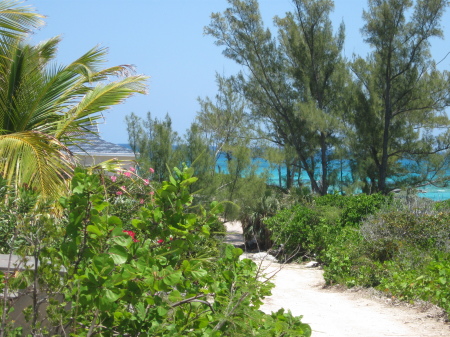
[{"x1": 224, "y1": 221, "x2": 450, "y2": 336}]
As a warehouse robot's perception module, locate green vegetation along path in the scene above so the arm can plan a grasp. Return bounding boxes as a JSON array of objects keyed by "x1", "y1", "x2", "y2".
[{"x1": 224, "y1": 221, "x2": 450, "y2": 337}]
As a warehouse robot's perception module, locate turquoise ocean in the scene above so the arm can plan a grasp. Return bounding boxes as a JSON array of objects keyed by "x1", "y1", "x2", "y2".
[
  {"x1": 214, "y1": 154, "x2": 450, "y2": 202},
  {"x1": 120, "y1": 144, "x2": 450, "y2": 201}
]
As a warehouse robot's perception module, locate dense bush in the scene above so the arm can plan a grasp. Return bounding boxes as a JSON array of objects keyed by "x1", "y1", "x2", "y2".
[
  {"x1": 264, "y1": 191, "x2": 450, "y2": 320},
  {"x1": 322, "y1": 228, "x2": 387, "y2": 287},
  {"x1": 321, "y1": 195, "x2": 450, "y2": 318},
  {"x1": 379, "y1": 253, "x2": 450, "y2": 315},
  {"x1": 263, "y1": 193, "x2": 389, "y2": 260},
  {"x1": 0, "y1": 166, "x2": 311, "y2": 336},
  {"x1": 314, "y1": 193, "x2": 390, "y2": 227},
  {"x1": 361, "y1": 200, "x2": 450, "y2": 251}
]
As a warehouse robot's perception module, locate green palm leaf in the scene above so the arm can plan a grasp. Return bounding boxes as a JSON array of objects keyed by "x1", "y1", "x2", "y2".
[
  {"x1": 0, "y1": 0, "x2": 44, "y2": 40},
  {"x1": 0, "y1": 131, "x2": 73, "y2": 199},
  {"x1": 0, "y1": 2, "x2": 148, "y2": 202}
]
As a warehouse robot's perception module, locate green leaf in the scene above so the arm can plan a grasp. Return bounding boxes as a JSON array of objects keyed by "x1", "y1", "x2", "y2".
[
  {"x1": 103, "y1": 288, "x2": 121, "y2": 303},
  {"x1": 169, "y1": 175, "x2": 177, "y2": 186},
  {"x1": 162, "y1": 270, "x2": 183, "y2": 286},
  {"x1": 168, "y1": 290, "x2": 182, "y2": 302},
  {"x1": 180, "y1": 177, "x2": 198, "y2": 186},
  {"x1": 222, "y1": 270, "x2": 234, "y2": 282},
  {"x1": 108, "y1": 216, "x2": 122, "y2": 226},
  {"x1": 131, "y1": 218, "x2": 145, "y2": 229},
  {"x1": 92, "y1": 254, "x2": 115, "y2": 275},
  {"x1": 233, "y1": 247, "x2": 243, "y2": 258},
  {"x1": 225, "y1": 245, "x2": 234, "y2": 260},
  {"x1": 109, "y1": 245, "x2": 129, "y2": 264},
  {"x1": 157, "y1": 306, "x2": 168, "y2": 317},
  {"x1": 190, "y1": 269, "x2": 207, "y2": 279},
  {"x1": 201, "y1": 225, "x2": 210, "y2": 235},
  {"x1": 113, "y1": 235, "x2": 132, "y2": 248},
  {"x1": 86, "y1": 225, "x2": 103, "y2": 236},
  {"x1": 181, "y1": 260, "x2": 191, "y2": 272}
]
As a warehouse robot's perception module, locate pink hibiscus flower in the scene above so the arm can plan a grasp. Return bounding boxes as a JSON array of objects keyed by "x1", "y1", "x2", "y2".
[{"x1": 123, "y1": 230, "x2": 139, "y2": 242}]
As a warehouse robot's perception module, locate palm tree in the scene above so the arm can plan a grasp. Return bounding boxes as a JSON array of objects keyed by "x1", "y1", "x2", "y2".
[{"x1": 0, "y1": 2, "x2": 147, "y2": 200}]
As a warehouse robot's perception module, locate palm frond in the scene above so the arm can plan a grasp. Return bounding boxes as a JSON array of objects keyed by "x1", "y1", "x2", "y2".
[
  {"x1": 0, "y1": 1, "x2": 44, "y2": 40},
  {"x1": 0, "y1": 131, "x2": 74, "y2": 200},
  {"x1": 85, "y1": 158, "x2": 135, "y2": 174},
  {"x1": 54, "y1": 75, "x2": 148, "y2": 141}
]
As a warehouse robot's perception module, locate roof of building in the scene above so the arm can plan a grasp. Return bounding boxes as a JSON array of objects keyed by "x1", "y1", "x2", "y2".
[{"x1": 68, "y1": 123, "x2": 134, "y2": 157}]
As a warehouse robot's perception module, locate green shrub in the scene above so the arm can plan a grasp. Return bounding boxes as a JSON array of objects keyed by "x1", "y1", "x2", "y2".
[
  {"x1": 1, "y1": 166, "x2": 311, "y2": 336},
  {"x1": 379, "y1": 252, "x2": 450, "y2": 319},
  {"x1": 361, "y1": 203, "x2": 450, "y2": 252},
  {"x1": 264, "y1": 204, "x2": 342, "y2": 261},
  {"x1": 322, "y1": 227, "x2": 386, "y2": 287},
  {"x1": 340, "y1": 194, "x2": 390, "y2": 226},
  {"x1": 313, "y1": 193, "x2": 391, "y2": 227}
]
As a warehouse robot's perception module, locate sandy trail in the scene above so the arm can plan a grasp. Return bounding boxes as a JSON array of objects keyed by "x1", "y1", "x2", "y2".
[{"x1": 224, "y1": 221, "x2": 450, "y2": 337}]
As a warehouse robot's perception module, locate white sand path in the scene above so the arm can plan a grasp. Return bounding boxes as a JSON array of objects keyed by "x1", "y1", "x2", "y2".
[{"x1": 224, "y1": 221, "x2": 450, "y2": 337}]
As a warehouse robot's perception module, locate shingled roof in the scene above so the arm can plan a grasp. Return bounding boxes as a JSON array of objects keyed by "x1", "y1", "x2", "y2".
[{"x1": 68, "y1": 123, "x2": 134, "y2": 157}]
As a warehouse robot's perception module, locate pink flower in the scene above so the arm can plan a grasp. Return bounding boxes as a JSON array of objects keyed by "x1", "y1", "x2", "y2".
[
  {"x1": 124, "y1": 171, "x2": 131, "y2": 178},
  {"x1": 110, "y1": 175, "x2": 117, "y2": 183},
  {"x1": 149, "y1": 167, "x2": 155, "y2": 174},
  {"x1": 139, "y1": 199, "x2": 144, "y2": 204},
  {"x1": 123, "y1": 230, "x2": 139, "y2": 242},
  {"x1": 129, "y1": 167, "x2": 135, "y2": 172},
  {"x1": 121, "y1": 185, "x2": 126, "y2": 191},
  {"x1": 149, "y1": 191, "x2": 154, "y2": 195},
  {"x1": 157, "y1": 239, "x2": 164, "y2": 244},
  {"x1": 116, "y1": 191, "x2": 123, "y2": 196},
  {"x1": 143, "y1": 179, "x2": 149, "y2": 185}
]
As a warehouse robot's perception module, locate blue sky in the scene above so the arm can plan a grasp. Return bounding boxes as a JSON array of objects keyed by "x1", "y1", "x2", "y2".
[{"x1": 28, "y1": 0, "x2": 450, "y2": 144}]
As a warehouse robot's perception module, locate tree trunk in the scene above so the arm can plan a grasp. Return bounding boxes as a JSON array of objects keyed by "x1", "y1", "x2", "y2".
[{"x1": 320, "y1": 132, "x2": 328, "y2": 196}]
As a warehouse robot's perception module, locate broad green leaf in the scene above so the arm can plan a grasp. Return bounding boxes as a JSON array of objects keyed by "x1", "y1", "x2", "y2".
[
  {"x1": 108, "y1": 216, "x2": 122, "y2": 226},
  {"x1": 92, "y1": 254, "x2": 114, "y2": 275},
  {"x1": 222, "y1": 270, "x2": 234, "y2": 282},
  {"x1": 168, "y1": 290, "x2": 182, "y2": 302},
  {"x1": 109, "y1": 245, "x2": 129, "y2": 264},
  {"x1": 233, "y1": 247, "x2": 243, "y2": 258},
  {"x1": 190, "y1": 269, "x2": 207, "y2": 279},
  {"x1": 86, "y1": 225, "x2": 103, "y2": 236},
  {"x1": 157, "y1": 306, "x2": 168, "y2": 317},
  {"x1": 113, "y1": 235, "x2": 132, "y2": 248},
  {"x1": 201, "y1": 225, "x2": 210, "y2": 235},
  {"x1": 131, "y1": 218, "x2": 145, "y2": 229},
  {"x1": 169, "y1": 175, "x2": 177, "y2": 186},
  {"x1": 225, "y1": 245, "x2": 234, "y2": 260},
  {"x1": 163, "y1": 270, "x2": 182, "y2": 286},
  {"x1": 180, "y1": 177, "x2": 198, "y2": 186},
  {"x1": 103, "y1": 288, "x2": 121, "y2": 303}
]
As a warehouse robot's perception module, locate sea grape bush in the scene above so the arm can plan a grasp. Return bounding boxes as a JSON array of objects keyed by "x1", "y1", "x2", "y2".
[
  {"x1": 264, "y1": 192, "x2": 450, "y2": 319},
  {"x1": 314, "y1": 193, "x2": 390, "y2": 227},
  {"x1": 103, "y1": 166, "x2": 158, "y2": 224},
  {"x1": 379, "y1": 253, "x2": 450, "y2": 316},
  {"x1": 264, "y1": 194, "x2": 389, "y2": 261},
  {"x1": 1, "y1": 166, "x2": 311, "y2": 336}
]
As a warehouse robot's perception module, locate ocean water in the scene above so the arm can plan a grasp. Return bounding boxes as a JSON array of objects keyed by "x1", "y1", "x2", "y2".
[
  {"x1": 215, "y1": 154, "x2": 450, "y2": 202},
  {"x1": 119, "y1": 143, "x2": 450, "y2": 201}
]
